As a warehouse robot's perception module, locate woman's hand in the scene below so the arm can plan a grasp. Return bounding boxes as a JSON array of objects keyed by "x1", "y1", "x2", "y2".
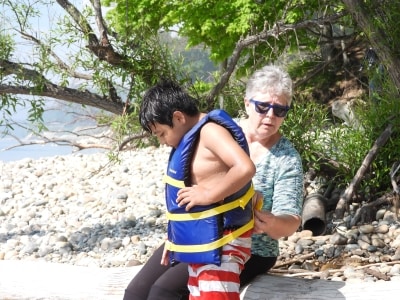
[
  {"x1": 253, "y1": 211, "x2": 301, "y2": 240},
  {"x1": 253, "y1": 210, "x2": 276, "y2": 234}
]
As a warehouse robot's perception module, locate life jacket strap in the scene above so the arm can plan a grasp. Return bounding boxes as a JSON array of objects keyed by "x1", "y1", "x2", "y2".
[
  {"x1": 163, "y1": 174, "x2": 186, "y2": 188},
  {"x1": 164, "y1": 217, "x2": 254, "y2": 253},
  {"x1": 164, "y1": 182, "x2": 255, "y2": 221}
]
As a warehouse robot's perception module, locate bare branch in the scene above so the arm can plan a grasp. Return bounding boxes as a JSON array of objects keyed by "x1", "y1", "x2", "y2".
[
  {"x1": 390, "y1": 161, "x2": 400, "y2": 195},
  {"x1": 0, "y1": 82, "x2": 125, "y2": 115},
  {"x1": 90, "y1": 0, "x2": 111, "y2": 46},
  {"x1": 18, "y1": 31, "x2": 92, "y2": 80},
  {"x1": 335, "y1": 123, "x2": 393, "y2": 219},
  {"x1": 342, "y1": 0, "x2": 400, "y2": 94},
  {"x1": 118, "y1": 132, "x2": 150, "y2": 151},
  {"x1": 55, "y1": 0, "x2": 126, "y2": 104},
  {"x1": 0, "y1": 59, "x2": 46, "y2": 81},
  {"x1": 350, "y1": 193, "x2": 394, "y2": 227},
  {"x1": 206, "y1": 12, "x2": 347, "y2": 106},
  {"x1": 56, "y1": 0, "x2": 125, "y2": 66},
  {"x1": 2, "y1": 120, "x2": 116, "y2": 152},
  {"x1": 56, "y1": 0, "x2": 99, "y2": 47}
]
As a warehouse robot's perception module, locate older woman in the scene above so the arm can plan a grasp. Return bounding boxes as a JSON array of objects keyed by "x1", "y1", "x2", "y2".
[
  {"x1": 238, "y1": 64, "x2": 303, "y2": 285},
  {"x1": 123, "y1": 64, "x2": 303, "y2": 299}
]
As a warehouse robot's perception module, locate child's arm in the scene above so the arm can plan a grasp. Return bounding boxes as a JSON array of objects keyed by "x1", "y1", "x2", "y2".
[{"x1": 176, "y1": 122, "x2": 255, "y2": 211}]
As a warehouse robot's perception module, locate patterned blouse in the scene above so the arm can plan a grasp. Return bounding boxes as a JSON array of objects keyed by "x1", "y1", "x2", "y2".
[{"x1": 251, "y1": 136, "x2": 304, "y2": 257}]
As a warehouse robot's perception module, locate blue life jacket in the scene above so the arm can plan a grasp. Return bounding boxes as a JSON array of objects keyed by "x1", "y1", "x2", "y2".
[{"x1": 163, "y1": 109, "x2": 254, "y2": 266}]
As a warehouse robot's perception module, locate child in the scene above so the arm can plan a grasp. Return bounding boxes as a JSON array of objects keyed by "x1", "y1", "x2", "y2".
[{"x1": 139, "y1": 80, "x2": 256, "y2": 300}]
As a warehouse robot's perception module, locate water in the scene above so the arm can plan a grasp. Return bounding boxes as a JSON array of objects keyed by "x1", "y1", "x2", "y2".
[
  {"x1": 0, "y1": 137, "x2": 75, "y2": 162},
  {"x1": 0, "y1": 129, "x2": 108, "y2": 163},
  {"x1": 0, "y1": 101, "x2": 108, "y2": 162}
]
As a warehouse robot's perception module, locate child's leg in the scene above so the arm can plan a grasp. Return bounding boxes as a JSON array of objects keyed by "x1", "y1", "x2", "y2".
[{"x1": 188, "y1": 230, "x2": 251, "y2": 300}]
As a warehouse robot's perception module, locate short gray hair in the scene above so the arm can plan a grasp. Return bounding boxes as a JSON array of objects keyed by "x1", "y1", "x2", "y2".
[{"x1": 245, "y1": 65, "x2": 293, "y2": 106}]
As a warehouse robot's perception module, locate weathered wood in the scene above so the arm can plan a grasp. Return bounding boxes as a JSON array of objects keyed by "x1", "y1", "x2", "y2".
[
  {"x1": 335, "y1": 123, "x2": 393, "y2": 219},
  {"x1": 0, "y1": 260, "x2": 140, "y2": 300},
  {"x1": 1, "y1": 260, "x2": 400, "y2": 300},
  {"x1": 350, "y1": 194, "x2": 391, "y2": 227},
  {"x1": 240, "y1": 274, "x2": 400, "y2": 300}
]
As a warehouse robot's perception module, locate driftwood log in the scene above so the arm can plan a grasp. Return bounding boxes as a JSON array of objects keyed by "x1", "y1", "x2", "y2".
[
  {"x1": 335, "y1": 123, "x2": 393, "y2": 219},
  {"x1": 1, "y1": 260, "x2": 400, "y2": 300}
]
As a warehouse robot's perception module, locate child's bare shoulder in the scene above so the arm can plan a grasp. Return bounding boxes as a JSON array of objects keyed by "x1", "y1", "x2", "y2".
[
  {"x1": 201, "y1": 121, "x2": 230, "y2": 133},
  {"x1": 199, "y1": 122, "x2": 237, "y2": 146}
]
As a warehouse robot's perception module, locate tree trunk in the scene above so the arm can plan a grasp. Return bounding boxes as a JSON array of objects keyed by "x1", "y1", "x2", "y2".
[
  {"x1": 335, "y1": 123, "x2": 393, "y2": 219},
  {"x1": 342, "y1": 0, "x2": 400, "y2": 94}
]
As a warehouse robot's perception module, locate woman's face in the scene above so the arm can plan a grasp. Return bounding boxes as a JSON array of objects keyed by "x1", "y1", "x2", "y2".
[{"x1": 244, "y1": 92, "x2": 289, "y2": 140}]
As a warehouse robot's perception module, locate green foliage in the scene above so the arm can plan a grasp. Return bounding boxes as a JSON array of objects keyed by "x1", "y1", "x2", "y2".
[
  {"x1": 187, "y1": 72, "x2": 245, "y2": 116},
  {"x1": 363, "y1": 1, "x2": 400, "y2": 58},
  {"x1": 281, "y1": 97, "x2": 331, "y2": 171},
  {"x1": 1, "y1": 0, "x2": 399, "y2": 202},
  {"x1": 0, "y1": 31, "x2": 45, "y2": 131},
  {"x1": 0, "y1": 33, "x2": 14, "y2": 60},
  {"x1": 355, "y1": 97, "x2": 400, "y2": 195},
  {"x1": 0, "y1": 94, "x2": 18, "y2": 132},
  {"x1": 282, "y1": 80, "x2": 400, "y2": 197},
  {"x1": 213, "y1": 78, "x2": 247, "y2": 117},
  {"x1": 27, "y1": 98, "x2": 45, "y2": 127},
  {"x1": 0, "y1": 33, "x2": 16, "y2": 131},
  {"x1": 104, "y1": 0, "x2": 344, "y2": 68}
]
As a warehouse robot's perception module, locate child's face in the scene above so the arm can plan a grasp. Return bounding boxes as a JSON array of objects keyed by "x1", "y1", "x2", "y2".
[
  {"x1": 149, "y1": 111, "x2": 188, "y2": 148},
  {"x1": 150, "y1": 122, "x2": 184, "y2": 148}
]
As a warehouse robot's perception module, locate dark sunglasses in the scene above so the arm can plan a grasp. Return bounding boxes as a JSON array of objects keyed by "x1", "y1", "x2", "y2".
[{"x1": 249, "y1": 99, "x2": 290, "y2": 118}]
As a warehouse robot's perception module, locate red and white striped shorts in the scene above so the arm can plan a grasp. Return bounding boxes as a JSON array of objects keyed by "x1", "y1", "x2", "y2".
[{"x1": 187, "y1": 229, "x2": 252, "y2": 300}]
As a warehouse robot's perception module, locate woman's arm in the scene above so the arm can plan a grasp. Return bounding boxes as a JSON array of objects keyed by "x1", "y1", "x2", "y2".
[{"x1": 253, "y1": 211, "x2": 301, "y2": 240}]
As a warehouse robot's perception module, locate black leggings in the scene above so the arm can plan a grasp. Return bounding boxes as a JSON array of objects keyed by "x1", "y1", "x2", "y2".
[{"x1": 123, "y1": 243, "x2": 277, "y2": 300}]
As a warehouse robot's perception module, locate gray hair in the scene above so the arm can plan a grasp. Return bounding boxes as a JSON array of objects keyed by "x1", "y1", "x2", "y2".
[{"x1": 245, "y1": 65, "x2": 293, "y2": 106}]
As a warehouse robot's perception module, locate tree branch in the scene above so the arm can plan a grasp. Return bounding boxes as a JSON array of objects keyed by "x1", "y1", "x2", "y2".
[
  {"x1": 56, "y1": 0, "x2": 126, "y2": 66},
  {"x1": 17, "y1": 29, "x2": 92, "y2": 81},
  {"x1": 342, "y1": 0, "x2": 400, "y2": 94},
  {"x1": 206, "y1": 12, "x2": 348, "y2": 107},
  {"x1": 0, "y1": 81, "x2": 125, "y2": 115},
  {"x1": 335, "y1": 123, "x2": 393, "y2": 219}
]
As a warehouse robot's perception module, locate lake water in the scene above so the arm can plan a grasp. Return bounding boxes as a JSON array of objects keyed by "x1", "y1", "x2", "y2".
[
  {"x1": 0, "y1": 101, "x2": 107, "y2": 162},
  {"x1": 0, "y1": 137, "x2": 74, "y2": 162},
  {"x1": 0, "y1": 128, "x2": 107, "y2": 163}
]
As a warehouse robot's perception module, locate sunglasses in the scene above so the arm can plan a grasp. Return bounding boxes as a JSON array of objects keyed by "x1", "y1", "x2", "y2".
[{"x1": 249, "y1": 99, "x2": 290, "y2": 118}]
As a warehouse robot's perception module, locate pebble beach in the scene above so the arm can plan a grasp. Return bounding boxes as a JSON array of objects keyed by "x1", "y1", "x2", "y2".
[
  {"x1": 1, "y1": 146, "x2": 400, "y2": 284},
  {"x1": 0, "y1": 146, "x2": 170, "y2": 269}
]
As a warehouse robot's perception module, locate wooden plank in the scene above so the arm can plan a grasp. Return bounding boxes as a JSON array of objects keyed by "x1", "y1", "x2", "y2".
[
  {"x1": 240, "y1": 274, "x2": 400, "y2": 299},
  {"x1": 1, "y1": 260, "x2": 399, "y2": 299},
  {"x1": 0, "y1": 260, "x2": 140, "y2": 300}
]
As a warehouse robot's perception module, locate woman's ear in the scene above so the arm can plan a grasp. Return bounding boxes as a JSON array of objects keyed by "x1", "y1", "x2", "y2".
[{"x1": 244, "y1": 98, "x2": 251, "y2": 114}]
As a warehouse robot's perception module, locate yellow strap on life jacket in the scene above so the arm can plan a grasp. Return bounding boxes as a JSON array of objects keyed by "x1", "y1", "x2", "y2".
[
  {"x1": 164, "y1": 217, "x2": 254, "y2": 253},
  {"x1": 164, "y1": 182, "x2": 255, "y2": 221},
  {"x1": 163, "y1": 174, "x2": 186, "y2": 189}
]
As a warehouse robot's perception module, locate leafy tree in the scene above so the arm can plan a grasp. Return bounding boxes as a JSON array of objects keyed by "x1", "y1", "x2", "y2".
[
  {"x1": 104, "y1": 0, "x2": 353, "y2": 109},
  {"x1": 0, "y1": 0, "x2": 181, "y2": 128},
  {"x1": 342, "y1": 0, "x2": 400, "y2": 91},
  {"x1": 1, "y1": 0, "x2": 399, "y2": 210},
  {"x1": 0, "y1": 0, "x2": 352, "y2": 149}
]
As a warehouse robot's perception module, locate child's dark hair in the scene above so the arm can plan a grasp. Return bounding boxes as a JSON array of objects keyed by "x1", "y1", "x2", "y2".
[{"x1": 139, "y1": 80, "x2": 199, "y2": 133}]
